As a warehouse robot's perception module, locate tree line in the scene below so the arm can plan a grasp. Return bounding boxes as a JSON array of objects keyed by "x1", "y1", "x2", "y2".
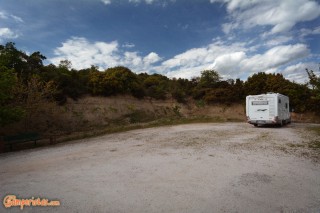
[{"x1": 1, "y1": 42, "x2": 320, "y2": 127}]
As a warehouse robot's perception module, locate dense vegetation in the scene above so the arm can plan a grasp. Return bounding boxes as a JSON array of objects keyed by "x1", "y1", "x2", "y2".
[{"x1": 1, "y1": 42, "x2": 320, "y2": 127}]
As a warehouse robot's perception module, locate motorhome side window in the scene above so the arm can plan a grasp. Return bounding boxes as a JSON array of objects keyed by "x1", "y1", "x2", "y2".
[
  {"x1": 285, "y1": 103, "x2": 288, "y2": 109},
  {"x1": 278, "y1": 99, "x2": 281, "y2": 103}
]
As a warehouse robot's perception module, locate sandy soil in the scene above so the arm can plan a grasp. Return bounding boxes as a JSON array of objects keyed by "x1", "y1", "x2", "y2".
[{"x1": 1, "y1": 122, "x2": 320, "y2": 212}]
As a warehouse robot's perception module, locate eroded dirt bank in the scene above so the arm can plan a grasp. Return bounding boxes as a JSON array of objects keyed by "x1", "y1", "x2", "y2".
[{"x1": 1, "y1": 122, "x2": 320, "y2": 212}]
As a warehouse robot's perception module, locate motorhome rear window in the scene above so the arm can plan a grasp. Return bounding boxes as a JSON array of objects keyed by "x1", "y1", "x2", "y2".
[{"x1": 252, "y1": 101, "x2": 268, "y2": 105}]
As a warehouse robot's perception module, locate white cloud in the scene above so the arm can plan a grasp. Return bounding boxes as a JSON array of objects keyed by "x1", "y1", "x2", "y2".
[
  {"x1": 162, "y1": 47, "x2": 208, "y2": 68},
  {"x1": 101, "y1": 0, "x2": 111, "y2": 5},
  {"x1": 209, "y1": 52, "x2": 246, "y2": 77},
  {"x1": 49, "y1": 37, "x2": 162, "y2": 72},
  {"x1": 0, "y1": 10, "x2": 23, "y2": 22},
  {"x1": 165, "y1": 65, "x2": 206, "y2": 79},
  {"x1": 210, "y1": 0, "x2": 260, "y2": 11},
  {"x1": 240, "y1": 44, "x2": 309, "y2": 74},
  {"x1": 160, "y1": 41, "x2": 310, "y2": 80},
  {"x1": 0, "y1": 28, "x2": 18, "y2": 39},
  {"x1": 300, "y1": 26, "x2": 320, "y2": 38},
  {"x1": 50, "y1": 37, "x2": 312, "y2": 83},
  {"x1": 313, "y1": 26, "x2": 320, "y2": 34},
  {"x1": 145, "y1": 0, "x2": 156, "y2": 3},
  {"x1": 50, "y1": 37, "x2": 120, "y2": 69},
  {"x1": 265, "y1": 36, "x2": 292, "y2": 47},
  {"x1": 222, "y1": 23, "x2": 237, "y2": 34},
  {"x1": 143, "y1": 52, "x2": 161, "y2": 64},
  {"x1": 129, "y1": 0, "x2": 157, "y2": 4},
  {"x1": 11, "y1": 15, "x2": 23, "y2": 23},
  {"x1": 122, "y1": 43, "x2": 135, "y2": 48},
  {"x1": 160, "y1": 41, "x2": 247, "y2": 78},
  {"x1": 0, "y1": 11, "x2": 23, "y2": 41},
  {"x1": 282, "y1": 62, "x2": 320, "y2": 83},
  {"x1": 101, "y1": 0, "x2": 173, "y2": 6},
  {"x1": 212, "y1": 0, "x2": 320, "y2": 34},
  {"x1": 123, "y1": 51, "x2": 143, "y2": 67},
  {"x1": 0, "y1": 11, "x2": 7, "y2": 19}
]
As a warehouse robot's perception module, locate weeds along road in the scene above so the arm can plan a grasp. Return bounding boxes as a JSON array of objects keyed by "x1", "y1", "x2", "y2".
[{"x1": 1, "y1": 122, "x2": 320, "y2": 212}]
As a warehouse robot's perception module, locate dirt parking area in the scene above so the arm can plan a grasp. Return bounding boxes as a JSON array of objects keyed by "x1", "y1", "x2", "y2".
[{"x1": 1, "y1": 122, "x2": 320, "y2": 212}]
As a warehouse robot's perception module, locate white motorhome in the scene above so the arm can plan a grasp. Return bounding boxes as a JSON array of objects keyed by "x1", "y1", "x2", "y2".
[{"x1": 246, "y1": 93, "x2": 291, "y2": 127}]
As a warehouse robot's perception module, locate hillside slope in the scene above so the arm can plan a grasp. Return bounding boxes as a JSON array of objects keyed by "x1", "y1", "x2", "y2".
[{"x1": 1, "y1": 95, "x2": 319, "y2": 139}]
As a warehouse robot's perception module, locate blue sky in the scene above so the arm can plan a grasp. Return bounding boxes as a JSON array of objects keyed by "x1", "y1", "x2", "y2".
[{"x1": 1, "y1": 0, "x2": 320, "y2": 82}]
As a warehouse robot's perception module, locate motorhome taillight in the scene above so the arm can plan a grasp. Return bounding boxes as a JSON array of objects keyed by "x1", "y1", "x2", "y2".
[{"x1": 272, "y1": 116, "x2": 279, "y2": 123}]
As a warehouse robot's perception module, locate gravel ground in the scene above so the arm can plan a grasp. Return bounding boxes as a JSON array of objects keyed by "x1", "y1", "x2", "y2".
[{"x1": 1, "y1": 122, "x2": 320, "y2": 212}]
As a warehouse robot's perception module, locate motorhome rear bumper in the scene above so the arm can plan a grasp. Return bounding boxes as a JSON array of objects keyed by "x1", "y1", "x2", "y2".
[{"x1": 247, "y1": 120, "x2": 277, "y2": 125}]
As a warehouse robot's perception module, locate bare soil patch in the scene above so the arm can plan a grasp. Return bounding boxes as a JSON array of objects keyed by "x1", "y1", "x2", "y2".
[{"x1": 1, "y1": 122, "x2": 320, "y2": 212}]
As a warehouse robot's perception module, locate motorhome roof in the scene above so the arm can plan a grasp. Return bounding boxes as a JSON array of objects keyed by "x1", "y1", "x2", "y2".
[{"x1": 246, "y1": 93, "x2": 288, "y2": 98}]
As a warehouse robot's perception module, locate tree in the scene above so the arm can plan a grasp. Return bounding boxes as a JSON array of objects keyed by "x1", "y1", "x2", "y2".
[
  {"x1": 88, "y1": 67, "x2": 105, "y2": 96},
  {"x1": 14, "y1": 75, "x2": 57, "y2": 131},
  {"x1": 191, "y1": 70, "x2": 221, "y2": 100},
  {"x1": 198, "y1": 70, "x2": 221, "y2": 88},
  {"x1": 103, "y1": 66, "x2": 141, "y2": 96},
  {"x1": 27, "y1": 51, "x2": 46, "y2": 73},
  {"x1": 87, "y1": 66, "x2": 145, "y2": 98},
  {"x1": 306, "y1": 68, "x2": 320, "y2": 90},
  {"x1": 0, "y1": 42, "x2": 29, "y2": 81},
  {"x1": 143, "y1": 74, "x2": 168, "y2": 99},
  {"x1": 306, "y1": 68, "x2": 320, "y2": 114},
  {"x1": 59, "y1": 60, "x2": 72, "y2": 70},
  {"x1": 170, "y1": 78, "x2": 192, "y2": 103},
  {"x1": 40, "y1": 62, "x2": 88, "y2": 102},
  {"x1": 204, "y1": 87, "x2": 235, "y2": 104},
  {"x1": 244, "y1": 72, "x2": 268, "y2": 95},
  {"x1": 284, "y1": 82, "x2": 310, "y2": 113},
  {"x1": 244, "y1": 72, "x2": 292, "y2": 95},
  {"x1": 0, "y1": 67, "x2": 25, "y2": 126},
  {"x1": 233, "y1": 78, "x2": 245, "y2": 102}
]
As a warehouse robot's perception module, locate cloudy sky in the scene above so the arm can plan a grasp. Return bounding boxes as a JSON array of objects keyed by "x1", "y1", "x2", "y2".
[{"x1": 1, "y1": 0, "x2": 320, "y2": 82}]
